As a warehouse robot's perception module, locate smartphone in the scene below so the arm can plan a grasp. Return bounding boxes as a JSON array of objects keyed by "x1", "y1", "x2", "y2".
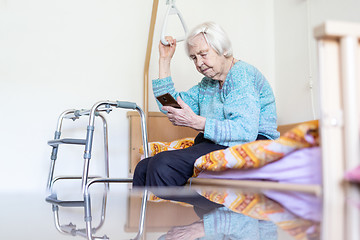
[{"x1": 156, "y1": 93, "x2": 181, "y2": 109}]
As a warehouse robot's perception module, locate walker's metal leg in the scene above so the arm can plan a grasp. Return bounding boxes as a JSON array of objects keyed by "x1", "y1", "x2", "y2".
[
  {"x1": 82, "y1": 125, "x2": 95, "y2": 195},
  {"x1": 93, "y1": 191, "x2": 108, "y2": 232},
  {"x1": 47, "y1": 158, "x2": 57, "y2": 192},
  {"x1": 99, "y1": 115, "x2": 110, "y2": 190},
  {"x1": 133, "y1": 106, "x2": 149, "y2": 240},
  {"x1": 84, "y1": 193, "x2": 93, "y2": 240},
  {"x1": 132, "y1": 189, "x2": 148, "y2": 240},
  {"x1": 52, "y1": 205, "x2": 70, "y2": 235},
  {"x1": 47, "y1": 109, "x2": 76, "y2": 191}
]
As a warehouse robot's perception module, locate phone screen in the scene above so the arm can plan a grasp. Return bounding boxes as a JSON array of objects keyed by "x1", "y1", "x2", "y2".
[{"x1": 156, "y1": 93, "x2": 181, "y2": 109}]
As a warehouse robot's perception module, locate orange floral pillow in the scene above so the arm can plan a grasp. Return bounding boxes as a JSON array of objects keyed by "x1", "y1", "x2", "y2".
[{"x1": 139, "y1": 137, "x2": 195, "y2": 157}]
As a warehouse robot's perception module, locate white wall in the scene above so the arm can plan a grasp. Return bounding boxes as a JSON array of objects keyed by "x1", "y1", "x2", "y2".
[
  {"x1": 0, "y1": 0, "x2": 153, "y2": 193},
  {"x1": 1, "y1": 0, "x2": 360, "y2": 194},
  {"x1": 148, "y1": 0, "x2": 275, "y2": 111},
  {"x1": 0, "y1": 0, "x2": 274, "y2": 193},
  {"x1": 274, "y1": 0, "x2": 312, "y2": 124},
  {"x1": 274, "y1": 0, "x2": 360, "y2": 124}
]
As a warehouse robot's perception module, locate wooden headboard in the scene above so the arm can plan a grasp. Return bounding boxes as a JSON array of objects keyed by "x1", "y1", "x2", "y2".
[{"x1": 127, "y1": 112, "x2": 197, "y2": 173}]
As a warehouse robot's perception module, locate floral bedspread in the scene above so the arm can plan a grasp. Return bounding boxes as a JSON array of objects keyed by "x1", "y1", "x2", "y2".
[{"x1": 140, "y1": 120, "x2": 319, "y2": 176}]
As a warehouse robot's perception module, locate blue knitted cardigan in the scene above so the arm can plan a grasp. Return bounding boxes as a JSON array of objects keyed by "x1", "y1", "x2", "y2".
[{"x1": 152, "y1": 60, "x2": 279, "y2": 147}]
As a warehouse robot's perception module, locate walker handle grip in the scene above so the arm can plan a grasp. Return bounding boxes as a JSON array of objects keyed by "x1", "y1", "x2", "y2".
[{"x1": 116, "y1": 101, "x2": 137, "y2": 110}]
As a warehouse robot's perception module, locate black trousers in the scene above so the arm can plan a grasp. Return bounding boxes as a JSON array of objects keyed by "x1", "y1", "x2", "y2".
[
  {"x1": 133, "y1": 133, "x2": 227, "y2": 187},
  {"x1": 133, "y1": 133, "x2": 269, "y2": 216}
]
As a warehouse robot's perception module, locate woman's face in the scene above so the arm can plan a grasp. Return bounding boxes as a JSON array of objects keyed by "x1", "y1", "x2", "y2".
[{"x1": 188, "y1": 34, "x2": 229, "y2": 81}]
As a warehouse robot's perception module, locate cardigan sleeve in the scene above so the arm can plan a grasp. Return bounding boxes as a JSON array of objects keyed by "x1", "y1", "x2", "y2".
[{"x1": 152, "y1": 76, "x2": 200, "y2": 115}]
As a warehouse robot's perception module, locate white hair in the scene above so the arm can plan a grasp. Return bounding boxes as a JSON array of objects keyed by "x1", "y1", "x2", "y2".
[{"x1": 185, "y1": 22, "x2": 233, "y2": 58}]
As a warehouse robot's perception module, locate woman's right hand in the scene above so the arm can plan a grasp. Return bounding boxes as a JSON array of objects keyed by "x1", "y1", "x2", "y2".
[
  {"x1": 159, "y1": 36, "x2": 176, "y2": 61},
  {"x1": 159, "y1": 36, "x2": 176, "y2": 78}
]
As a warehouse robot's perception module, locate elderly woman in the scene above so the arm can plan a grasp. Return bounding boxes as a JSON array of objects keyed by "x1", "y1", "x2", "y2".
[{"x1": 133, "y1": 22, "x2": 279, "y2": 189}]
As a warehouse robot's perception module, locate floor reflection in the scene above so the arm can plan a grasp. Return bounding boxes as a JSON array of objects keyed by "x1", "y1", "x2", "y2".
[
  {"x1": 161, "y1": 207, "x2": 278, "y2": 240},
  {"x1": 42, "y1": 183, "x2": 321, "y2": 240},
  {"x1": 150, "y1": 186, "x2": 321, "y2": 240}
]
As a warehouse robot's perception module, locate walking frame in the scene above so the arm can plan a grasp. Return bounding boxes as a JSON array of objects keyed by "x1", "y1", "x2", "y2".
[{"x1": 45, "y1": 100, "x2": 150, "y2": 240}]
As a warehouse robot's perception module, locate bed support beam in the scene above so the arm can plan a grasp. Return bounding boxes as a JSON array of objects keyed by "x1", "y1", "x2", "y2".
[{"x1": 143, "y1": 0, "x2": 159, "y2": 117}]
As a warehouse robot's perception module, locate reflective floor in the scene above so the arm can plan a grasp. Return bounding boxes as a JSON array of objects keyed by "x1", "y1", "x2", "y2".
[{"x1": 0, "y1": 180, "x2": 332, "y2": 240}]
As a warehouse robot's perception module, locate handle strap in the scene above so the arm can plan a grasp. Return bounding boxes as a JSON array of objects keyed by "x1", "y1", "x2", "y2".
[{"x1": 160, "y1": 1, "x2": 188, "y2": 46}]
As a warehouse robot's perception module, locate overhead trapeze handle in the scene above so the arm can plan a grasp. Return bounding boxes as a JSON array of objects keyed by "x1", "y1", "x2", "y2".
[{"x1": 160, "y1": 1, "x2": 188, "y2": 46}]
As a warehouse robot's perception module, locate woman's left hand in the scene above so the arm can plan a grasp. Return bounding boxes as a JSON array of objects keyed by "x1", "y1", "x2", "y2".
[
  {"x1": 165, "y1": 220, "x2": 205, "y2": 240},
  {"x1": 162, "y1": 97, "x2": 205, "y2": 131}
]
